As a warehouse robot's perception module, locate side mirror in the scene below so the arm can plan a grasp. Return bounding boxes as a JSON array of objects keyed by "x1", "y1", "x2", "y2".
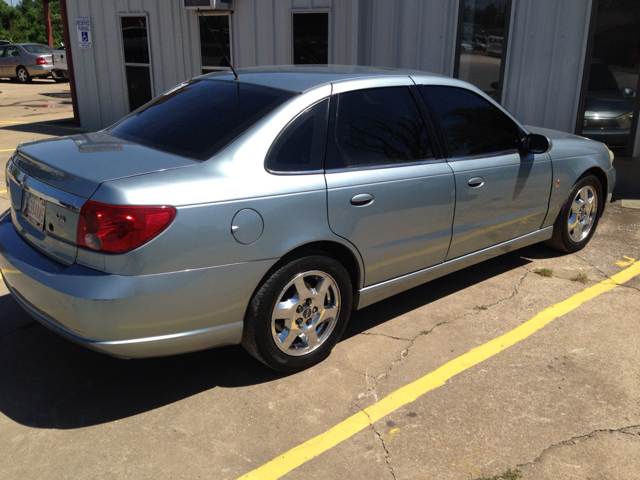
[
  {"x1": 621, "y1": 86, "x2": 636, "y2": 98},
  {"x1": 522, "y1": 133, "x2": 551, "y2": 154}
]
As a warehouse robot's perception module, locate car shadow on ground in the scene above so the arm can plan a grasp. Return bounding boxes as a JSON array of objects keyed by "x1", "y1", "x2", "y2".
[
  {"x1": 0, "y1": 118, "x2": 86, "y2": 137},
  {"x1": 0, "y1": 244, "x2": 559, "y2": 430}
]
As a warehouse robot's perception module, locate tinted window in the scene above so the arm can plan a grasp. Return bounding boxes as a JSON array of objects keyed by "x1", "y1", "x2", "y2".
[
  {"x1": 108, "y1": 80, "x2": 295, "y2": 161},
  {"x1": 6, "y1": 46, "x2": 20, "y2": 57},
  {"x1": 326, "y1": 87, "x2": 433, "y2": 169},
  {"x1": 267, "y1": 99, "x2": 329, "y2": 172},
  {"x1": 293, "y1": 13, "x2": 329, "y2": 65},
  {"x1": 420, "y1": 86, "x2": 521, "y2": 157}
]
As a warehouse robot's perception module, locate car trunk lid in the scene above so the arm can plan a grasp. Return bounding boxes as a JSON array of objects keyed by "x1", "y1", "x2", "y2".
[
  {"x1": 13, "y1": 132, "x2": 199, "y2": 199},
  {"x1": 7, "y1": 133, "x2": 198, "y2": 266}
]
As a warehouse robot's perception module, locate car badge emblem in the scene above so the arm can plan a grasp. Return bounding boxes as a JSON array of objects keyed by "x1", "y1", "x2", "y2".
[{"x1": 56, "y1": 214, "x2": 66, "y2": 223}]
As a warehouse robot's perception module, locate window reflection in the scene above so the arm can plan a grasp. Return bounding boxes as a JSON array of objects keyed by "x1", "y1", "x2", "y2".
[
  {"x1": 456, "y1": 0, "x2": 510, "y2": 100},
  {"x1": 421, "y1": 86, "x2": 521, "y2": 157},
  {"x1": 327, "y1": 87, "x2": 433, "y2": 169},
  {"x1": 580, "y1": 1, "x2": 639, "y2": 158}
]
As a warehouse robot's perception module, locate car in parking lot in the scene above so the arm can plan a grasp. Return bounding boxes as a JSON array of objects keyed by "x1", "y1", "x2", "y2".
[
  {"x1": 0, "y1": 66, "x2": 616, "y2": 372},
  {"x1": 0, "y1": 43, "x2": 55, "y2": 83}
]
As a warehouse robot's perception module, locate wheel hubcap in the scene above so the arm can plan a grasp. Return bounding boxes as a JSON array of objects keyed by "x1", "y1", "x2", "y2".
[
  {"x1": 18, "y1": 69, "x2": 26, "y2": 81},
  {"x1": 567, "y1": 185, "x2": 597, "y2": 243},
  {"x1": 271, "y1": 270, "x2": 340, "y2": 357}
]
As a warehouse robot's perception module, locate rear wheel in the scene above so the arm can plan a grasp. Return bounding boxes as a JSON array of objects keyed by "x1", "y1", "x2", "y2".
[
  {"x1": 16, "y1": 66, "x2": 31, "y2": 84},
  {"x1": 546, "y1": 175, "x2": 602, "y2": 253},
  {"x1": 242, "y1": 255, "x2": 353, "y2": 373}
]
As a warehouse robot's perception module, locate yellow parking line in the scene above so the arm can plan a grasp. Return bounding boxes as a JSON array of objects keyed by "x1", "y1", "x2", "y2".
[
  {"x1": 0, "y1": 149, "x2": 15, "y2": 152},
  {"x1": 238, "y1": 260, "x2": 640, "y2": 480},
  {"x1": 0, "y1": 120, "x2": 26, "y2": 124},
  {"x1": 0, "y1": 190, "x2": 6, "y2": 194}
]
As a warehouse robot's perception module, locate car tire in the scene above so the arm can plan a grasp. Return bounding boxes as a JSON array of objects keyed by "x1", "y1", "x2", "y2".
[
  {"x1": 16, "y1": 66, "x2": 31, "y2": 84},
  {"x1": 546, "y1": 175, "x2": 602, "y2": 253},
  {"x1": 53, "y1": 78, "x2": 66, "y2": 83},
  {"x1": 242, "y1": 254, "x2": 353, "y2": 373}
]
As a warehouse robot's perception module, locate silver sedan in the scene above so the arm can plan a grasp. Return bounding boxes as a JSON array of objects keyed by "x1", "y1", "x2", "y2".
[
  {"x1": 0, "y1": 66, "x2": 616, "y2": 372},
  {"x1": 0, "y1": 43, "x2": 54, "y2": 83}
]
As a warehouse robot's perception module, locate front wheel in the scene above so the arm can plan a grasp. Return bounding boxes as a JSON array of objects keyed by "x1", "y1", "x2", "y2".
[
  {"x1": 16, "y1": 66, "x2": 31, "y2": 84},
  {"x1": 242, "y1": 255, "x2": 353, "y2": 373},
  {"x1": 546, "y1": 175, "x2": 602, "y2": 253}
]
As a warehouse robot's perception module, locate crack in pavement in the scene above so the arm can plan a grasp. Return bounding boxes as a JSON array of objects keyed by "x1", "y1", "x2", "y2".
[
  {"x1": 516, "y1": 424, "x2": 640, "y2": 470},
  {"x1": 0, "y1": 321, "x2": 37, "y2": 341},
  {"x1": 352, "y1": 269, "x2": 531, "y2": 411},
  {"x1": 362, "y1": 409, "x2": 397, "y2": 480}
]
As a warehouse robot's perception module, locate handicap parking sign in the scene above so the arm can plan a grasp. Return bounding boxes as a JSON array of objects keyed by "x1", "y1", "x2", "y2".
[{"x1": 76, "y1": 17, "x2": 92, "y2": 49}]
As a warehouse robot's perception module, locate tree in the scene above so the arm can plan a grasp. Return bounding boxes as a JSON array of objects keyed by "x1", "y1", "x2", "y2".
[{"x1": 0, "y1": 0, "x2": 63, "y2": 46}]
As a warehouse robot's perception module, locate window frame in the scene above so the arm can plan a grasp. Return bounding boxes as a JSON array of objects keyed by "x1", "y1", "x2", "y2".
[
  {"x1": 118, "y1": 13, "x2": 155, "y2": 113},
  {"x1": 198, "y1": 11, "x2": 233, "y2": 74},
  {"x1": 291, "y1": 9, "x2": 331, "y2": 65},
  {"x1": 418, "y1": 85, "x2": 525, "y2": 161},
  {"x1": 324, "y1": 86, "x2": 443, "y2": 172}
]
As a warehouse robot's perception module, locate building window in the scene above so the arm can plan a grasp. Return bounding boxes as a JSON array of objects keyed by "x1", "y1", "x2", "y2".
[
  {"x1": 199, "y1": 14, "x2": 232, "y2": 75},
  {"x1": 453, "y1": 0, "x2": 512, "y2": 102},
  {"x1": 292, "y1": 12, "x2": 329, "y2": 65},
  {"x1": 120, "y1": 15, "x2": 153, "y2": 112},
  {"x1": 577, "y1": 0, "x2": 640, "y2": 159}
]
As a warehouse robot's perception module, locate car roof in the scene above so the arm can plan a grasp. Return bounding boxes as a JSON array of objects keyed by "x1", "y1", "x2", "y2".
[{"x1": 199, "y1": 65, "x2": 447, "y2": 93}]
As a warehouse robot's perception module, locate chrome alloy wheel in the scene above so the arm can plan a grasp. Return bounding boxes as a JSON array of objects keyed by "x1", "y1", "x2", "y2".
[
  {"x1": 568, "y1": 185, "x2": 598, "y2": 243},
  {"x1": 270, "y1": 270, "x2": 341, "y2": 356},
  {"x1": 17, "y1": 67, "x2": 28, "y2": 83}
]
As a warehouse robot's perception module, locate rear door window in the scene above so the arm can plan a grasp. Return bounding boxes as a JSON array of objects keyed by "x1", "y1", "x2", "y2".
[
  {"x1": 419, "y1": 86, "x2": 521, "y2": 158},
  {"x1": 266, "y1": 99, "x2": 329, "y2": 172},
  {"x1": 325, "y1": 86, "x2": 434, "y2": 169},
  {"x1": 108, "y1": 79, "x2": 295, "y2": 161}
]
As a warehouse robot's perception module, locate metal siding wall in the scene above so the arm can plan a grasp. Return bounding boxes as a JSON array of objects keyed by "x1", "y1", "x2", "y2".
[
  {"x1": 368, "y1": 0, "x2": 456, "y2": 75},
  {"x1": 503, "y1": 0, "x2": 592, "y2": 132}
]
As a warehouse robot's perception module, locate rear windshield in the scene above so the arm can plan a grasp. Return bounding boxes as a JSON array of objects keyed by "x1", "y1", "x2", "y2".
[
  {"x1": 24, "y1": 44, "x2": 52, "y2": 53},
  {"x1": 108, "y1": 79, "x2": 296, "y2": 160}
]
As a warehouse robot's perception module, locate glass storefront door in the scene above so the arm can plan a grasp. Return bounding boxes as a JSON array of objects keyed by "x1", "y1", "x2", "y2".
[{"x1": 577, "y1": 0, "x2": 640, "y2": 159}]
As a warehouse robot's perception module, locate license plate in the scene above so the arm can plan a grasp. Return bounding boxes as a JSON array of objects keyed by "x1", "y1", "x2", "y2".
[{"x1": 22, "y1": 190, "x2": 47, "y2": 231}]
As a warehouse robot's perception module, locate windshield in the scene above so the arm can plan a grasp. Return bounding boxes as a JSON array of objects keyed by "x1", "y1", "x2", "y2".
[{"x1": 108, "y1": 79, "x2": 296, "y2": 161}]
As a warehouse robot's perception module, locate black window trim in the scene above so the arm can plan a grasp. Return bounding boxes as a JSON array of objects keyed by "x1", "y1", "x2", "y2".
[
  {"x1": 418, "y1": 84, "x2": 526, "y2": 161},
  {"x1": 324, "y1": 85, "x2": 442, "y2": 172},
  {"x1": 265, "y1": 97, "x2": 330, "y2": 176}
]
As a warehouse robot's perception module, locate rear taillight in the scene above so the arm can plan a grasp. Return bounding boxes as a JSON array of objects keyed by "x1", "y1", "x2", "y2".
[
  {"x1": 36, "y1": 57, "x2": 48, "y2": 65},
  {"x1": 76, "y1": 201, "x2": 176, "y2": 254}
]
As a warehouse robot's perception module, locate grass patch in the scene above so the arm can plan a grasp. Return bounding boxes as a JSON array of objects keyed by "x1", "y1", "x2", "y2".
[
  {"x1": 475, "y1": 468, "x2": 522, "y2": 480},
  {"x1": 570, "y1": 272, "x2": 589, "y2": 284},
  {"x1": 474, "y1": 305, "x2": 488, "y2": 311},
  {"x1": 420, "y1": 322, "x2": 446, "y2": 335},
  {"x1": 534, "y1": 268, "x2": 553, "y2": 277}
]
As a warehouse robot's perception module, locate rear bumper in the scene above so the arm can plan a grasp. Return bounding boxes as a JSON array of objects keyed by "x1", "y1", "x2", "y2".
[
  {"x1": 26, "y1": 65, "x2": 54, "y2": 77},
  {"x1": 0, "y1": 211, "x2": 276, "y2": 358}
]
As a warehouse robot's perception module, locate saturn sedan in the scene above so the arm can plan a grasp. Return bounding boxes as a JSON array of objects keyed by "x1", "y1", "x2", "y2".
[{"x1": 0, "y1": 66, "x2": 616, "y2": 372}]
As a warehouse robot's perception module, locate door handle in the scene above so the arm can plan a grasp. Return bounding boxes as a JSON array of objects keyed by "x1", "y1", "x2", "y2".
[
  {"x1": 350, "y1": 193, "x2": 374, "y2": 206},
  {"x1": 468, "y1": 177, "x2": 484, "y2": 187}
]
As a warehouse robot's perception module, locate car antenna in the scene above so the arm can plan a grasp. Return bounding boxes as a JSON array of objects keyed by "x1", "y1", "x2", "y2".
[{"x1": 198, "y1": 8, "x2": 239, "y2": 80}]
